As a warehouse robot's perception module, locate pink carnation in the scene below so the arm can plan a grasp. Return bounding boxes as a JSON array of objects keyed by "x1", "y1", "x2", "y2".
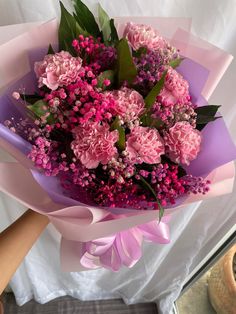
[
  {"x1": 164, "y1": 122, "x2": 201, "y2": 165},
  {"x1": 34, "y1": 51, "x2": 83, "y2": 90},
  {"x1": 126, "y1": 126, "x2": 165, "y2": 164},
  {"x1": 71, "y1": 122, "x2": 118, "y2": 169},
  {"x1": 123, "y1": 22, "x2": 167, "y2": 51},
  {"x1": 158, "y1": 67, "x2": 190, "y2": 106},
  {"x1": 105, "y1": 87, "x2": 145, "y2": 122}
]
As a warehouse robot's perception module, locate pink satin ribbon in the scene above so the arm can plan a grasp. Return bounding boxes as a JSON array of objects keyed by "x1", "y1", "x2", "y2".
[{"x1": 80, "y1": 216, "x2": 171, "y2": 271}]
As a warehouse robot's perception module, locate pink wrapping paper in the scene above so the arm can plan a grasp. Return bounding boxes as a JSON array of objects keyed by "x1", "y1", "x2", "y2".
[{"x1": 0, "y1": 18, "x2": 234, "y2": 271}]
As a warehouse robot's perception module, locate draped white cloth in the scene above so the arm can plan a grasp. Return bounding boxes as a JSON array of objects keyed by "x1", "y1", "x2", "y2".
[{"x1": 0, "y1": 1, "x2": 236, "y2": 313}]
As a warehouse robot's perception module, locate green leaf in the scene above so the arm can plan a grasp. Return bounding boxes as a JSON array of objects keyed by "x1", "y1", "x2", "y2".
[
  {"x1": 73, "y1": 0, "x2": 101, "y2": 38},
  {"x1": 27, "y1": 100, "x2": 48, "y2": 118},
  {"x1": 20, "y1": 94, "x2": 42, "y2": 105},
  {"x1": 110, "y1": 117, "x2": 126, "y2": 151},
  {"x1": 195, "y1": 105, "x2": 221, "y2": 130},
  {"x1": 141, "y1": 114, "x2": 164, "y2": 129},
  {"x1": 98, "y1": 3, "x2": 111, "y2": 42},
  {"x1": 144, "y1": 70, "x2": 167, "y2": 110},
  {"x1": 139, "y1": 176, "x2": 164, "y2": 221},
  {"x1": 47, "y1": 44, "x2": 55, "y2": 54},
  {"x1": 133, "y1": 47, "x2": 147, "y2": 58},
  {"x1": 97, "y1": 70, "x2": 115, "y2": 89},
  {"x1": 116, "y1": 38, "x2": 137, "y2": 86},
  {"x1": 169, "y1": 57, "x2": 184, "y2": 69},
  {"x1": 27, "y1": 100, "x2": 55, "y2": 124},
  {"x1": 109, "y1": 19, "x2": 119, "y2": 42},
  {"x1": 59, "y1": 2, "x2": 77, "y2": 55},
  {"x1": 195, "y1": 105, "x2": 221, "y2": 116},
  {"x1": 197, "y1": 115, "x2": 221, "y2": 124}
]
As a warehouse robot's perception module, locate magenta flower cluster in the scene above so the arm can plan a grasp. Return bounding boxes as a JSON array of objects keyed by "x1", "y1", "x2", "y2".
[{"x1": 10, "y1": 21, "x2": 210, "y2": 211}]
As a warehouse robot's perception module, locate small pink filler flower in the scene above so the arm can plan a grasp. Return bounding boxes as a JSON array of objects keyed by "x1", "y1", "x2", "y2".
[
  {"x1": 71, "y1": 122, "x2": 119, "y2": 169},
  {"x1": 126, "y1": 126, "x2": 165, "y2": 164},
  {"x1": 124, "y1": 22, "x2": 167, "y2": 51},
  {"x1": 164, "y1": 121, "x2": 201, "y2": 165},
  {"x1": 34, "y1": 51, "x2": 83, "y2": 90},
  {"x1": 105, "y1": 87, "x2": 145, "y2": 123}
]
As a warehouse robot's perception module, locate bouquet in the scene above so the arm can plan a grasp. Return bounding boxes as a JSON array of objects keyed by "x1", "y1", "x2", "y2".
[{"x1": 0, "y1": 1, "x2": 235, "y2": 271}]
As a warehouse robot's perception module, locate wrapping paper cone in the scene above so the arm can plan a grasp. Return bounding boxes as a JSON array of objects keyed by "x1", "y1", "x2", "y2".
[{"x1": 0, "y1": 18, "x2": 235, "y2": 271}]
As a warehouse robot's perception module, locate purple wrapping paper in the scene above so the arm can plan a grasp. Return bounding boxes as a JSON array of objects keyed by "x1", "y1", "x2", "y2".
[{"x1": 0, "y1": 48, "x2": 236, "y2": 209}]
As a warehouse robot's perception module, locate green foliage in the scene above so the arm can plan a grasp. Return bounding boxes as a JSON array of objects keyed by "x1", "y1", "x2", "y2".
[
  {"x1": 116, "y1": 38, "x2": 137, "y2": 86},
  {"x1": 132, "y1": 47, "x2": 147, "y2": 58},
  {"x1": 110, "y1": 117, "x2": 126, "y2": 151},
  {"x1": 144, "y1": 70, "x2": 167, "y2": 109},
  {"x1": 98, "y1": 3, "x2": 111, "y2": 42},
  {"x1": 20, "y1": 94, "x2": 41, "y2": 104},
  {"x1": 195, "y1": 105, "x2": 221, "y2": 130},
  {"x1": 47, "y1": 44, "x2": 55, "y2": 54},
  {"x1": 27, "y1": 100, "x2": 55, "y2": 124},
  {"x1": 139, "y1": 176, "x2": 164, "y2": 221},
  {"x1": 73, "y1": 0, "x2": 101, "y2": 37},
  {"x1": 169, "y1": 57, "x2": 184, "y2": 69},
  {"x1": 109, "y1": 18, "x2": 119, "y2": 42},
  {"x1": 97, "y1": 70, "x2": 115, "y2": 89},
  {"x1": 59, "y1": 2, "x2": 78, "y2": 55}
]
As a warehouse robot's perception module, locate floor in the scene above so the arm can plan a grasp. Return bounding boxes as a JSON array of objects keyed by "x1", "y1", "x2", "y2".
[
  {"x1": 176, "y1": 271, "x2": 216, "y2": 314},
  {"x1": 1, "y1": 295, "x2": 158, "y2": 314},
  {"x1": 1, "y1": 271, "x2": 217, "y2": 314}
]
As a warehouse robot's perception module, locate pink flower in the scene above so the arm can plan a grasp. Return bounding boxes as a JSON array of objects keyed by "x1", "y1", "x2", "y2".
[
  {"x1": 164, "y1": 122, "x2": 201, "y2": 165},
  {"x1": 158, "y1": 67, "x2": 190, "y2": 106},
  {"x1": 123, "y1": 22, "x2": 167, "y2": 51},
  {"x1": 126, "y1": 126, "x2": 165, "y2": 164},
  {"x1": 34, "y1": 51, "x2": 83, "y2": 90},
  {"x1": 71, "y1": 122, "x2": 119, "y2": 169},
  {"x1": 105, "y1": 87, "x2": 145, "y2": 122}
]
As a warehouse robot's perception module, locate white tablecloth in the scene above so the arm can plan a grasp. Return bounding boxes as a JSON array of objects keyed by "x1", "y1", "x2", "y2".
[{"x1": 0, "y1": 1, "x2": 236, "y2": 313}]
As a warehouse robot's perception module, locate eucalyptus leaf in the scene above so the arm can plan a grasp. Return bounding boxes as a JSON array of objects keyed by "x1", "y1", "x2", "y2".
[
  {"x1": 169, "y1": 57, "x2": 184, "y2": 69},
  {"x1": 98, "y1": 3, "x2": 111, "y2": 42},
  {"x1": 110, "y1": 117, "x2": 126, "y2": 151},
  {"x1": 144, "y1": 70, "x2": 167, "y2": 110},
  {"x1": 97, "y1": 70, "x2": 115, "y2": 89},
  {"x1": 116, "y1": 38, "x2": 137, "y2": 86},
  {"x1": 73, "y1": 0, "x2": 101, "y2": 38}
]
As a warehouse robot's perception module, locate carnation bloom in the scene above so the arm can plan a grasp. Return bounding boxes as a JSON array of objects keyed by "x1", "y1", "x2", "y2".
[
  {"x1": 126, "y1": 126, "x2": 165, "y2": 164},
  {"x1": 123, "y1": 22, "x2": 167, "y2": 51},
  {"x1": 71, "y1": 122, "x2": 118, "y2": 169},
  {"x1": 34, "y1": 51, "x2": 83, "y2": 90},
  {"x1": 164, "y1": 121, "x2": 201, "y2": 165},
  {"x1": 105, "y1": 87, "x2": 145, "y2": 122},
  {"x1": 158, "y1": 67, "x2": 190, "y2": 106}
]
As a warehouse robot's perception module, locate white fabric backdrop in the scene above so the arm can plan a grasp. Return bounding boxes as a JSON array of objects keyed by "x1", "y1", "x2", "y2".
[{"x1": 0, "y1": 1, "x2": 236, "y2": 313}]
